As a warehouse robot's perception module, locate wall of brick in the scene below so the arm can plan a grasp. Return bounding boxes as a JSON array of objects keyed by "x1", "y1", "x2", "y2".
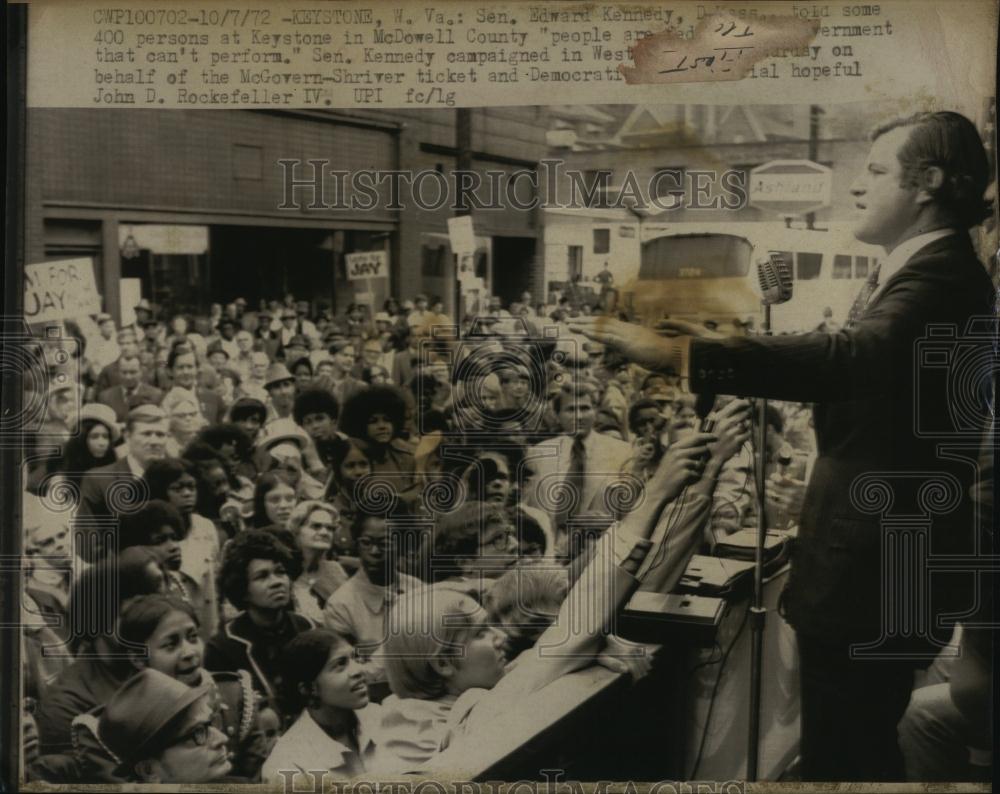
[{"x1": 25, "y1": 107, "x2": 551, "y2": 315}]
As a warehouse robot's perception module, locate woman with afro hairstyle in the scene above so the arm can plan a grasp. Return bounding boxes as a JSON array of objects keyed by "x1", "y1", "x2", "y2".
[
  {"x1": 204, "y1": 530, "x2": 311, "y2": 703},
  {"x1": 338, "y1": 385, "x2": 417, "y2": 504}
]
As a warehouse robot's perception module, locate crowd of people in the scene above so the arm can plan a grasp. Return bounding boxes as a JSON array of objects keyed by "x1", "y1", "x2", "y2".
[{"x1": 16, "y1": 284, "x2": 944, "y2": 784}]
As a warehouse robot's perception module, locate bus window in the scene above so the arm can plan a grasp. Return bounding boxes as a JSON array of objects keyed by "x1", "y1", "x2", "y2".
[
  {"x1": 832, "y1": 254, "x2": 852, "y2": 279},
  {"x1": 639, "y1": 234, "x2": 751, "y2": 279},
  {"x1": 797, "y1": 252, "x2": 822, "y2": 280},
  {"x1": 855, "y1": 256, "x2": 870, "y2": 278}
]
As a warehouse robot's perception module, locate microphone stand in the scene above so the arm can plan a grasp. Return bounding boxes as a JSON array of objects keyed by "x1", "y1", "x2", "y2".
[{"x1": 746, "y1": 301, "x2": 771, "y2": 782}]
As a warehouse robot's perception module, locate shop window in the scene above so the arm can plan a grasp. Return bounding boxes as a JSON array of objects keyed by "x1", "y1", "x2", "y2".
[{"x1": 593, "y1": 229, "x2": 610, "y2": 255}]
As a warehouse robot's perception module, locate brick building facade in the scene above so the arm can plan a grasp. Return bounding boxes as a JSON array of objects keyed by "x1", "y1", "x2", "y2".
[{"x1": 25, "y1": 107, "x2": 550, "y2": 323}]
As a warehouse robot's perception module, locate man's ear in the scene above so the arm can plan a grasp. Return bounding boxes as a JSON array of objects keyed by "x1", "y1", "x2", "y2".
[
  {"x1": 915, "y1": 165, "x2": 946, "y2": 205},
  {"x1": 128, "y1": 653, "x2": 148, "y2": 673},
  {"x1": 133, "y1": 759, "x2": 161, "y2": 783}
]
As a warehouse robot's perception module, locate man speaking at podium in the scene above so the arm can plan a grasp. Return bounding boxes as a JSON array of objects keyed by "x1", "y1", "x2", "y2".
[{"x1": 569, "y1": 111, "x2": 995, "y2": 781}]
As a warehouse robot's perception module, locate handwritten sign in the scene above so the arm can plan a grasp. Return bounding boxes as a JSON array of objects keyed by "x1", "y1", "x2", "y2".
[
  {"x1": 345, "y1": 251, "x2": 388, "y2": 281},
  {"x1": 24, "y1": 258, "x2": 101, "y2": 323}
]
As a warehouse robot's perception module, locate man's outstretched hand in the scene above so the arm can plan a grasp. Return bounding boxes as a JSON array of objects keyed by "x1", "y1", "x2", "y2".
[{"x1": 566, "y1": 317, "x2": 686, "y2": 372}]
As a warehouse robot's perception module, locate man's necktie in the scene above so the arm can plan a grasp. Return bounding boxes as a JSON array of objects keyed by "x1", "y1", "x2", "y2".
[
  {"x1": 845, "y1": 262, "x2": 882, "y2": 326},
  {"x1": 556, "y1": 436, "x2": 587, "y2": 532}
]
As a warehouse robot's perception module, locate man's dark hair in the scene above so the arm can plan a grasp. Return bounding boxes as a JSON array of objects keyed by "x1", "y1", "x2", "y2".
[
  {"x1": 219, "y1": 529, "x2": 300, "y2": 610},
  {"x1": 349, "y1": 501, "x2": 412, "y2": 542},
  {"x1": 166, "y1": 346, "x2": 196, "y2": 371},
  {"x1": 293, "y1": 388, "x2": 340, "y2": 426},
  {"x1": 628, "y1": 398, "x2": 664, "y2": 435},
  {"x1": 552, "y1": 383, "x2": 596, "y2": 415},
  {"x1": 872, "y1": 111, "x2": 993, "y2": 228}
]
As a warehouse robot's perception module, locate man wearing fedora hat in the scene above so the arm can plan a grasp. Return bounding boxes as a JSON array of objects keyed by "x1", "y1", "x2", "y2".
[
  {"x1": 91, "y1": 669, "x2": 233, "y2": 783},
  {"x1": 252, "y1": 309, "x2": 281, "y2": 361},
  {"x1": 263, "y1": 362, "x2": 296, "y2": 423},
  {"x1": 122, "y1": 298, "x2": 153, "y2": 339}
]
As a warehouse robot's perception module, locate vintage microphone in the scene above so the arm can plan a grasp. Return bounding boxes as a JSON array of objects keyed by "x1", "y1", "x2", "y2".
[{"x1": 747, "y1": 252, "x2": 792, "y2": 781}]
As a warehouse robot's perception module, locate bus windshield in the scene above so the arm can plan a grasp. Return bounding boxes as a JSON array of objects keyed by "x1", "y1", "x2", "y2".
[{"x1": 639, "y1": 234, "x2": 753, "y2": 279}]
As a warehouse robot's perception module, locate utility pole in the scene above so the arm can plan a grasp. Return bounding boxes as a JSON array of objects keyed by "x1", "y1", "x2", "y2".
[
  {"x1": 454, "y1": 108, "x2": 473, "y2": 323},
  {"x1": 805, "y1": 104, "x2": 823, "y2": 230}
]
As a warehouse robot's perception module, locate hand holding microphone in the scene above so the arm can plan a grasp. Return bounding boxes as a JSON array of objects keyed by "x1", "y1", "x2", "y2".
[
  {"x1": 706, "y1": 398, "x2": 753, "y2": 463},
  {"x1": 653, "y1": 431, "x2": 717, "y2": 501}
]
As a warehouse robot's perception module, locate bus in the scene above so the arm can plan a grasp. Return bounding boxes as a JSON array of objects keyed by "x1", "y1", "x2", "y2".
[{"x1": 619, "y1": 222, "x2": 883, "y2": 333}]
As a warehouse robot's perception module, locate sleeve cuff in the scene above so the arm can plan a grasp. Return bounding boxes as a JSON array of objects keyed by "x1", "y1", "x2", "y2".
[{"x1": 609, "y1": 523, "x2": 654, "y2": 573}]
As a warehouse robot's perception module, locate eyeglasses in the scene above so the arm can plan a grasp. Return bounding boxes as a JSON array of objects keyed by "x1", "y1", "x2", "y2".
[{"x1": 173, "y1": 721, "x2": 211, "y2": 748}]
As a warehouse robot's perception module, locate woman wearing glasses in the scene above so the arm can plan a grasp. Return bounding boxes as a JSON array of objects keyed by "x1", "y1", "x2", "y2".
[{"x1": 323, "y1": 505, "x2": 424, "y2": 703}]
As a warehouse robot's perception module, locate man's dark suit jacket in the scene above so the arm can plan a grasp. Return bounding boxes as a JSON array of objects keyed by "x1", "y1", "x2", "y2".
[
  {"x1": 96, "y1": 383, "x2": 163, "y2": 423},
  {"x1": 94, "y1": 359, "x2": 121, "y2": 394},
  {"x1": 690, "y1": 233, "x2": 995, "y2": 654},
  {"x1": 75, "y1": 457, "x2": 138, "y2": 562}
]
